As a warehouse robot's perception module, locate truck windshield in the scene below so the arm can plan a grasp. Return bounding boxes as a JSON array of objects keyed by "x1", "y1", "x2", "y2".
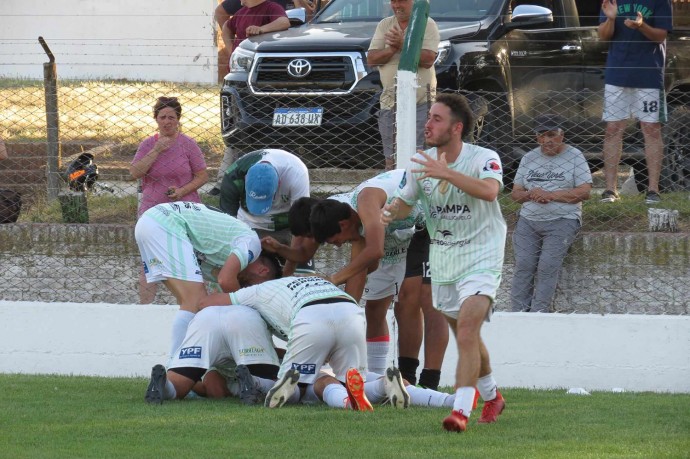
[{"x1": 314, "y1": 0, "x2": 500, "y2": 24}]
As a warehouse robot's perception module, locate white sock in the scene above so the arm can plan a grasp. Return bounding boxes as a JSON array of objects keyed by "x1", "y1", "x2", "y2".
[
  {"x1": 406, "y1": 385, "x2": 454, "y2": 408},
  {"x1": 164, "y1": 379, "x2": 177, "y2": 400},
  {"x1": 254, "y1": 376, "x2": 276, "y2": 394},
  {"x1": 301, "y1": 384, "x2": 320, "y2": 404},
  {"x1": 363, "y1": 377, "x2": 387, "y2": 404},
  {"x1": 286, "y1": 385, "x2": 301, "y2": 404},
  {"x1": 322, "y1": 383, "x2": 349, "y2": 409},
  {"x1": 367, "y1": 339, "x2": 390, "y2": 375},
  {"x1": 169, "y1": 310, "x2": 195, "y2": 359},
  {"x1": 452, "y1": 386, "x2": 477, "y2": 418},
  {"x1": 477, "y1": 373, "x2": 498, "y2": 401}
]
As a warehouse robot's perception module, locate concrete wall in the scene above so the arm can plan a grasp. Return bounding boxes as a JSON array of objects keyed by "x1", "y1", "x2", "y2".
[
  {"x1": 0, "y1": 0, "x2": 218, "y2": 83},
  {"x1": 0, "y1": 223, "x2": 688, "y2": 313},
  {"x1": 1, "y1": 301, "x2": 688, "y2": 393}
]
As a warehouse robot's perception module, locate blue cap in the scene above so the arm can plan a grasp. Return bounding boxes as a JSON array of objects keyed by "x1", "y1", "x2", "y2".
[{"x1": 245, "y1": 162, "x2": 279, "y2": 215}]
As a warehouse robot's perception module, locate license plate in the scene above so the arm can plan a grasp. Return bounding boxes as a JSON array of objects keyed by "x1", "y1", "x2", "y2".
[{"x1": 272, "y1": 107, "x2": 323, "y2": 126}]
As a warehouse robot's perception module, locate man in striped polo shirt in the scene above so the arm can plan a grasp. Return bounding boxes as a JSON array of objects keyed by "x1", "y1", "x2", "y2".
[
  {"x1": 135, "y1": 201, "x2": 269, "y2": 360},
  {"x1": 382, "y1": 93, "x2": 507, "y2": 432}
]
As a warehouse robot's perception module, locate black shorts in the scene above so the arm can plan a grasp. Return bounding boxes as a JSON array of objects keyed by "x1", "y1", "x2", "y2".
[{"x1": 404, "y1": 226, "x2": 431, "y2": 284}]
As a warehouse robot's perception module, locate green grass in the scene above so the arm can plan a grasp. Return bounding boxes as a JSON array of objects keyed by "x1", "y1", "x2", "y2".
[
  {"x1": 0, "y1": 78, "x2": 224, "y2": 156},
  {"x1": 1, "y1": 374, "x2": 688, "y2": 458},
  {"x1": 18, "y1": 189, "x2": 690, "y2": 231}
]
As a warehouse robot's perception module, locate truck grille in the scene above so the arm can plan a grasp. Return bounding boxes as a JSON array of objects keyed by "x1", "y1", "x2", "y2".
[{"x1": 249, "y1": 52, "x2": 365, "y2": 93}]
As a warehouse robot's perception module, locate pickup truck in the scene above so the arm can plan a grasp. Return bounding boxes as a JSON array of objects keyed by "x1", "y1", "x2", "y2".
[{"x1": 220, "y1": 0, "x2": 690, "y2": 189}]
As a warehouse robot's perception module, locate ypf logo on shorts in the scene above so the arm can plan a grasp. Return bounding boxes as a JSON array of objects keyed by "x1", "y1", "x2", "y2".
[
  {"x1": 179, "y1": 346, "x2": 202, "y2": 359},
  {"x1": 291, "y1": 363, "x2": 316, "y2": 374}
]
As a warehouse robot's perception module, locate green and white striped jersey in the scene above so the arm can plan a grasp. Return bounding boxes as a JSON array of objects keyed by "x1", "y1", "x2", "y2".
[
  {"x1": 229, "y1": 276, "x2": 358, "y2": 341},
  {"x1": 397, "y1": 144, "x2": 507, "y2": 284},
  {"x1": 145, "y1": 202, "x2": 261, "y2": 273},
  {"x1": 330, "y1": 169, "x2": 423, "y2": 264}
]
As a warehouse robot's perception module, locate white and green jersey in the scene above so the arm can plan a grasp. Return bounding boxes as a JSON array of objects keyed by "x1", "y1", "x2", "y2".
[
  {"x1": 330, "y1": 169, "x2": 423, "y2": 264},
  {"x1": 146, "y1": 202, "x2": 261, "y2": 276},
  {"x1": 229, "y1": 276, "x2": 357, "y2": 341},
  {"x1": 397, "y1": 144, "x2": 507, "y2": 284}
]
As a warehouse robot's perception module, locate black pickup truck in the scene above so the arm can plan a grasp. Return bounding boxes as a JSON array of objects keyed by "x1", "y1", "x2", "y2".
[{"x1": 220, "y1": 0, "x2": 690, "y2": 189}]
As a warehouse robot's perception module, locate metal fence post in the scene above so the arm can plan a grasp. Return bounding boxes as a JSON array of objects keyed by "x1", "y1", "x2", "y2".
[{"x1": 39, "y1": 36, "x2": 61, "y2": 200}]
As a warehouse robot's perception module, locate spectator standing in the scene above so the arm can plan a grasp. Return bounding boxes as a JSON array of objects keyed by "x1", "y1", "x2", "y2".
[
  {"x1": 598, "y1": 0, "x2": 673, "y2": 204},
  {"x1": 292, "y1": 0, "x2": 328, "y2": 21},
  {"x1": 214, "y1": 0, "x2": 289, "y2": 79},
  {"x1": 209, "y1": 0, "x2": 291, "y2": 195},
  {"x1": 382, "y1": 93, "x2": 507, "y2": 432},
  {"x1": 510, "y1": 114, "x2": 592, "y2": 313},
  {"x1": 367, "y1": 0, "x2": 439, "y2": 171},
  {"x1": 218, "y1": 148, "x2": 314, "y2": 275},
  {"x1": 130, "y1": 97, "x2": 209, "y2": 304}
]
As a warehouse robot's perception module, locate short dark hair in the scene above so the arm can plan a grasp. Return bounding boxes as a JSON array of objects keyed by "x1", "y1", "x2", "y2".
[
  {"x1": 435, "y1": 93, "x2": 474, "y2": 138},
  {"x1": 259, "y1": 252, "x2": 283, "y2": 280},
  {"x1": 153, "y1": 96, "x2": 182, "y2": 119},
  {"x1": 289, "y1": 197, "x2": 321, "y2": 236},
  {"x1": 310, "y1": 199, "x2": 351, "y2": 243}
]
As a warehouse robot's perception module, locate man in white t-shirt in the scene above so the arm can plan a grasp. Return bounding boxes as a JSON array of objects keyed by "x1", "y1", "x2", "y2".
[
  {"x1": 381, "y1": 93, "x2": 507, "y2": 432},
  {"x1": 218, "y1": 149, "x2": 314, "y2": 275}
]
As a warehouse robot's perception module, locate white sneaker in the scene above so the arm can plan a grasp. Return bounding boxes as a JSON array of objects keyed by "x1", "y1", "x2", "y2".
[
  {"x1": 264, "y1": 369, "x2": 300, "y2": 408},
  {"x1": 383, "y1": 367, "x2": 410, "y2": 409}
]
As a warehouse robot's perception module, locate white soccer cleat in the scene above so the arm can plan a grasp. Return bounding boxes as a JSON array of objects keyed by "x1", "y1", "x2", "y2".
[
  {"x1": 383, "y1": 366, "x2": 410, "y2": 409},
  {"x1": 264, "y1": 369, "x2": 300, "y2": 408}
]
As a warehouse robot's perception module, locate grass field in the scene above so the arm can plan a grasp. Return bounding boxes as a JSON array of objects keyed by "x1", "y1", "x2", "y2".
[
  {"x1": 2, "y1": 374, "x2": 689, "y2": 458},
  {"x1": 17, "y1": 187, "x2": 690, "y2": 232}
]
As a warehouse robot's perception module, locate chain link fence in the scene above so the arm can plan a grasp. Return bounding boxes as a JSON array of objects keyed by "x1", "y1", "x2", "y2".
[{"x1": 0, "y1": 77, "x2": 688, "y2": 312}]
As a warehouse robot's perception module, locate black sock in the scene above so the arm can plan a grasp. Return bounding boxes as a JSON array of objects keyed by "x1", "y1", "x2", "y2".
[
  {"x1": 418, "y1": 369, "x2": 441, "y2": 390},
  {"x1": 397, "y1": 357, "x2": 419, "y2": 385}
]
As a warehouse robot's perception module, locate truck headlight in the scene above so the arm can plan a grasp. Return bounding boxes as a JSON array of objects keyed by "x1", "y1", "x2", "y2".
[
  {"x1": 229, "y1": 47, "x2": 255, "y2": 73},
  {"x1": 435, "y1": 40, "x2": 451, "y2": 66}
]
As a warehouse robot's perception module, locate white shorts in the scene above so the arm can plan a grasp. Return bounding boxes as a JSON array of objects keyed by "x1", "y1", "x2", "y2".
[
  {"x1": 432, "y1": 272, "x2": 501, "y2": 320},
  {"x1": 168, "y1": 305, "x2": 279, "y2": 371},
  {"x1": 279, "y1": 302, "x2": 367, "y2": 384},
  {"x1": 135, "y1": 214, "x2": 203, "y2": 284},
  {"x1": 603, "y1": 84, "x2": 667, "y2": 123},
  {"x1": 362, "y1": 260, "x2": 406, "y2": 301}
]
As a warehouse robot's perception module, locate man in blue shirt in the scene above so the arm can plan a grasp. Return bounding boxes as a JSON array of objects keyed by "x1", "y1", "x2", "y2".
[{"x1": 598, "y1": 0, "x2": 673, "y2": 204}]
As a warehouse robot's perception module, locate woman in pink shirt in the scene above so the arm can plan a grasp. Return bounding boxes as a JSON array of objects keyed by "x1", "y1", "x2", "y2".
[{"x1": 130, "y1": 96, "x2": 208, "y2": 303}]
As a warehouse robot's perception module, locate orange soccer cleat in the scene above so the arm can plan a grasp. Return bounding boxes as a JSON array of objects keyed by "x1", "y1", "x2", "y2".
[
  {"x1": 345, "y1": 368, "x2": 374, "y2": 411},
  {"x1": 478, "y1": 390, "x2": 506, "y2": 424},
  {"x1": 442, "y1": 410, "x2": 469, "y2": 432}
]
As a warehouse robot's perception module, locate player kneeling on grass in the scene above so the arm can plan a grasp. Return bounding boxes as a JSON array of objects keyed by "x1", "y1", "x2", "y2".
[
  {"x1": 199, "y1": 272, "x2": 380, "y2": 410},
  {"x1": 145, "y1": 303, "x2": 281, "y2": 404}
]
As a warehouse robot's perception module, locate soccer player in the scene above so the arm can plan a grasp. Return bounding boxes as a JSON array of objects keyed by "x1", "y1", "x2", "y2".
[
  {"x1": 144, "y1": 303, "x2": 280, "y2": 404},
  {"x1": 134, "y1": 201, "x2": 268, "y2": 359},
  {"x1": 309, "y1": 169, "x2": 423, "y2": 374},
  {"x1": 199, "y1": 274, "x2": 376, "y2": 410},
  {"x1": 382, "y1": 93, "x2": 507, "y2": 432}
]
